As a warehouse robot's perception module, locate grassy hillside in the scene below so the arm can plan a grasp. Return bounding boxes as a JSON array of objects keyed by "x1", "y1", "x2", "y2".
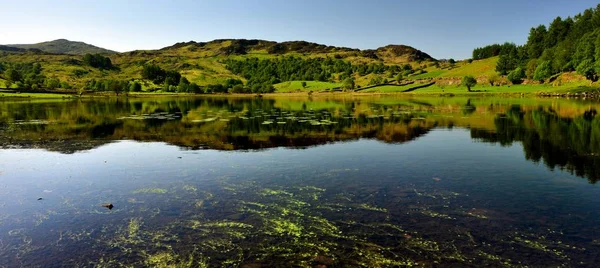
[
  {"x1": 0, "y1": 38, "x2": 594, "y2": 95},
  {"x1": 0, "y1": 39, "x2": 437, "y2": 91},
  {"x1": 408, "y1": 57, "x2": 499, "y2": 80},
  {"x1": 7, "y1": 39, "x2": 116, "y2": 55}
]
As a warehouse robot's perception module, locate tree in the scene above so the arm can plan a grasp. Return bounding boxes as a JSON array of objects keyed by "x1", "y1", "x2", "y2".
[
  {"x1": 533, "y1": 61, "x2": 552, "y2": 82},
  {"x1": 130, "y1": 81, "x2": 142, "y2": 92},
  {"x1": 487, "y1": 73, "x2": 500, "y2": 86},
  {"x1": 526, "y1": 25, "x2": 547, "y2": 58},
  {"x1": 230, "y1": 84, "x2": 247, "y2": 93},
  {"x1": 60, "y1": 81, "x2": 72, "y2": 89},
  {"x1": 448, "y1": 58, "x2": 456, "y2": 66},
  {"x1": 572, "y1": 32, "x2": 597, "y2": 67},
  {"x1": 105, "y1": 80, "x2": 125, "y2": 95},
  {"x1": 526, "y1": 59, "x2": 538, "y2": 79},
  {"x1": 507, "y1": 67, "x2": 525, "y2": 84},
  {"x1": 496, "y1": 54, "x2": 515, "y2": 75},
  {"x1": 177, "y1": 77, "x2": 190, "y2": 93},
  {"x1": 188, "y1": 83, "x2": 201, "y2": 94},
  {"x1": 142, "y1": 64, "x2": 166, "y2": 84},
  {"x1": 83, "y1": 54, "x2": 113, "y2": 69},
  {"x1": 301, "y1": 81, "x2": 307, "y2": 88},
  {"x1": 45, "y1": 78, "x2": 61, "y2": 89},
  {"x1": 395, "y1": 73, "x2": 403, "y2": 83},
  {"x1": 461, "y1": 76, "x2": 477, "y2": 92},
  {"x1": 576, "y1": 59, "x2": 597, "y2": 81},
  {"x1": 342, "y1": 77, "x2": 355, "y2": 90},
  {"x1": 6, "y1": 69, "x2": 21, "y2": 83}
]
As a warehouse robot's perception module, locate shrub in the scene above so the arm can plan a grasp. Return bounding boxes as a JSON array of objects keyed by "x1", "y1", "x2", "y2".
[{"x1": 507, "y1": 67, "x2": 525, "y2": 84}]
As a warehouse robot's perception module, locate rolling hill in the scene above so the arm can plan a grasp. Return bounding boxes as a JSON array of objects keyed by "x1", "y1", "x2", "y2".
[
  {"x1": 0, "y1": 38, "x2": 440, "y2": 91},
  {"x1": 6, "y1": 39, "x2": 116, "y2": 55}
]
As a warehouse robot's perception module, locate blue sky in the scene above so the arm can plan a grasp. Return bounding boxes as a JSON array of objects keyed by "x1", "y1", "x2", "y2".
[{"x1": 1, "y1": 0, "x2": 598, "y2": 59}]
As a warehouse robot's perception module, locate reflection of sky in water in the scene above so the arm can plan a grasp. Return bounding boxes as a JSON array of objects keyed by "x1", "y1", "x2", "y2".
[{"x1": 1, "y1": 128, "x2": 600, "y2": 266}]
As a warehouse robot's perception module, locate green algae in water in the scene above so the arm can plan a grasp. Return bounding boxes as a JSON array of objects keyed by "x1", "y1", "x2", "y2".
[{"x1": 132, "y1": 188, "x2": 168, "y2": 194}]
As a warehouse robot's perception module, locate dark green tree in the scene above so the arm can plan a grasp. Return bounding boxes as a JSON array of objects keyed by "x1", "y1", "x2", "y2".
[
  {"x1": 177, "y1": 77, "x2": 190, "y2": 93},
  {"x1": 533, "y1": 61, "x2": 552, "y2": 82},
  {"x1": 526, "y1": 25, "x2": 547, "y2": 58},
  {"x1": 130, "y1": 81, "x2": 142, "y2": 92},
  {"x1": 83, "y1": 54, "x2": 113, "y2": 69},
  {"x1": 576, "y1": 59, "x2": 597, "y2": 81},
  {"x1": 6, "y1": 69, "x2": 21, "y2": 83}
]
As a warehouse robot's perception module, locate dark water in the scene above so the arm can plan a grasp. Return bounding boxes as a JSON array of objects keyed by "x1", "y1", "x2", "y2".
[{"x1": 0, "y1": 96, "x2": 599, "y2": 267}]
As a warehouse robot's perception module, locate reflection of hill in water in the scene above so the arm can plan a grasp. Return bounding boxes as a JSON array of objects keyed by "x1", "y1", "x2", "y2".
[
  {"x1": 1, "y1": 98, "x2": 599, "y2": 182},
  {"x1": 0, "y1": 98, "x2": 437, "y2": 152}
]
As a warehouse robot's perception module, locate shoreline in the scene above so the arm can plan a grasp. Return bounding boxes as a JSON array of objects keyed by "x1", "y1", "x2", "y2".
[{"x1": 1, "y1": 89, "x2": 600, "y2": 100}]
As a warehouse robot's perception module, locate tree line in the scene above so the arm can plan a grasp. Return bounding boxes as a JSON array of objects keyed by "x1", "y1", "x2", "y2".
[
  {"x1": 223, "y1": 56, "x2": 415, "y2": 90},
  {"x1": 474, "y1": 4, "x2": 600, "y2": 82}
]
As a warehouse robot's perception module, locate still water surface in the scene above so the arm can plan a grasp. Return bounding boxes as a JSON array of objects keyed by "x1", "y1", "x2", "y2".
[{"x1": 0, "y1": 96, "x2": 599, "y2": 267}]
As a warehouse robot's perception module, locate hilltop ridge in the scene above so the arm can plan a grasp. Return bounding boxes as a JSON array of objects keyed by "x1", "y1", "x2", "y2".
[{"x1": 6, "y1": 39, "x2": 117, "y2": 55}]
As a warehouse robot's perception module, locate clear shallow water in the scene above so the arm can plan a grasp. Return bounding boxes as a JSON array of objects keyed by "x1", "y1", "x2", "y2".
[{"x1": 0, "y1": 96, "x2": 599, "y2": 267}]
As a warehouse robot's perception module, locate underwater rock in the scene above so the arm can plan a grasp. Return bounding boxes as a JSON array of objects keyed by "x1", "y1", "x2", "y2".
[
  {"x1": 102, "y1": 203, "x2": 114, "y2": 210},
  {"x1": 314, "y1": 255, "x2": 334, "y2": 266},
  {"x1": 37, "y1": 197, "x2": 43, "y2": 200}
]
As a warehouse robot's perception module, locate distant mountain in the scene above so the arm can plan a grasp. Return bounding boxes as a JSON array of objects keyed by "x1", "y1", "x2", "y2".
[{"x1": 7, "y1": 39, "x2": 116, "y2": 55}]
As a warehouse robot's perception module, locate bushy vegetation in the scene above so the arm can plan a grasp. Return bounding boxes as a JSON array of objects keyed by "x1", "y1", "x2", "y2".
[
  {"x1": 1, "y1": 62, "x2": 45, "y2": 89},
  {"x1": 224, "y1": 57, "x2": 406, "y2": 91},
  {"x1": 507, "y1": 67, "x2": 525, "y2": 84},
  {"x1": 141, "y1": 64, "x2": 181, "y2": 86},
  {"x1": 83, "y1": 54, "x2": 113, "y2": 69},
  {"x1": 472, "y1": 43, "x2": 519, "y2": 60}
]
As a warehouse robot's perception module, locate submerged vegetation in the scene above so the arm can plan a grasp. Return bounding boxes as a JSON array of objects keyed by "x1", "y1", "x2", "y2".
[{"x1": 0, "y1": 168, "x2": 593, "y2": 266}]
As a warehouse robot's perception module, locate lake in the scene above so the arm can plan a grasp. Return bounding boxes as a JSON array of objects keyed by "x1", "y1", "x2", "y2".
[{"x1": 0, "y1": 96, "x2": 599, "y2": 267}]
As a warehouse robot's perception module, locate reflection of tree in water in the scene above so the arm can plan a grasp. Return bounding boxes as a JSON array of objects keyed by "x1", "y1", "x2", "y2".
[{"x1": 472, "y1": 105, "x2": 600, "y2": 183}]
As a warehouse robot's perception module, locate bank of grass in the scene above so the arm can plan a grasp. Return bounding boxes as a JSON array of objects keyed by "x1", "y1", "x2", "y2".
[
  {"x1": 359, "y1": 84, "x2": 422, "y2": 93},
  {"x1": 0, "y1": 92, "x2": 77, "y2": 99},
  {"x1": 1, "y1": 80, "x2": 597, "y2": 99},
  {"x1": 274, "y1": 81, "x2": 341, "y2": 92},
  {"x1": 404, "y1": 81, "x2": 593, "y2": 95}
]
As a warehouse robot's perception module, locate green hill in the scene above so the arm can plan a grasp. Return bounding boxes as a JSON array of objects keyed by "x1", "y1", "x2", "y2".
[
  {"x1": 1, "y1": 37, "x2": 592, "y2": 95},
  {"x1": 7, "y1": 39, "x2": 116, "y2": 55},
  {"x1": 0, "y1": 39, "x2": 437, "y2": 92}
]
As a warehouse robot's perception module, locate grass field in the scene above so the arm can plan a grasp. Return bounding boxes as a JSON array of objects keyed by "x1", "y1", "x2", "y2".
[{"x1": 274, "y1": 81, "x2": 341, "y2": 92}]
